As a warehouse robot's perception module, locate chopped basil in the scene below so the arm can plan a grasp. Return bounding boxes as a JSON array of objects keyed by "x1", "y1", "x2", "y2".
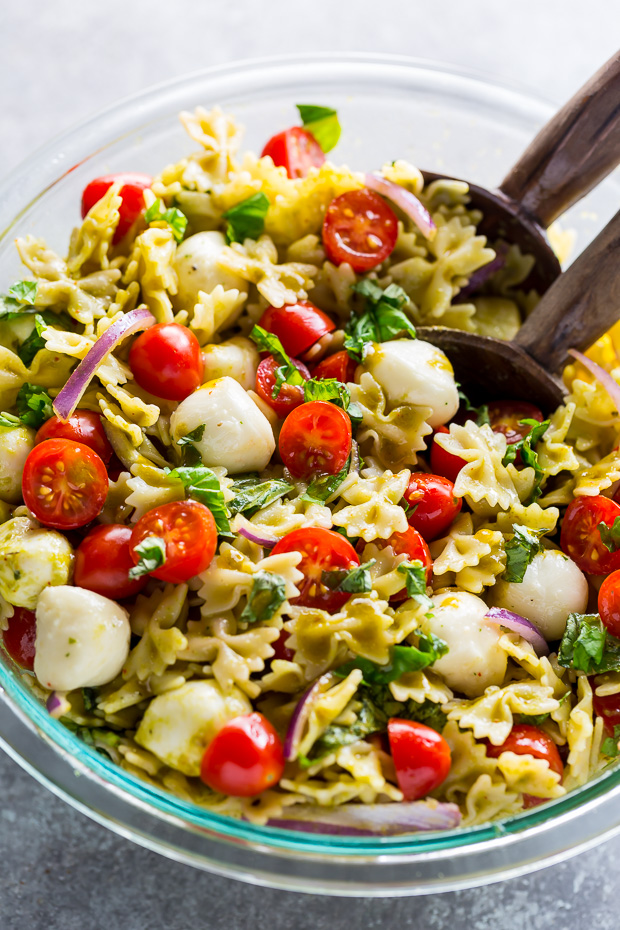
[
  {"x1": 0, "y1": 412, "x2": 22, "y2": 430},
  {"x1": 602, "y1": 724, "x2": 620, "y2": 758},
  {"x1": 296, "y1": 104, "x2": 341, "y2": 154},
  {"x1": 397, "y1": 560, "x2": 434, "y2": 614},
  {"x1": 300, "y1": 454, "x2": 350, "y2": 504},
  {"x1": 223, "y1": 192, "x2": 270, "y2": 244},
  {"x1": 598, "y1": 516, "x2": 620, "y2": 554},
  {"x1": 335, "y1": 634, "x2": 449, "y2": 684},
  {"x1": 16, "y1": 383, "x2": 54, "y2": 429},
  {"x1": 345, "y1": 280, "x2": 415, "y2": 362},
  {"x1": 558, "y1": 612, "x2": 620, "y2": 674},
  {"x1": 228, "y1": 475, "x2": 293, "y2": 516},
  {"x1": 82, "y1": 688, "x2": 98, "y2": 713},
  {"x1": 61, "y1": 720, "x2": 122, "y2": 759},
  {"x1": 17, "y1": 313, "x2": 48, "y2": 367},
  {"x1": 457, "y1": 387, "x2": 490, "y2": 427},
  {"x1": 303, "y1": 377, "x2": 350, "y2": 407},
  {"x1": 166, "y1": 465, "x2": 232, "y2": 536},
  {"x1": 299, "y1": 696, "x2": 386, "y2": 767},
  {"x1": 249, "y1": 324, "x2": 305, "y2": 398},
  {"x1": 144, "y1": 198, "x2": 188, "y2": 242},
  {"x1": 8, "y1": 280, "x2": 37, "y2": 304},
  {"x1": 502, "y1": 418, "x2": 550, "y2": 501},
  {"x1": 518, "y1": 712, "x2": 551, "y2": 727},
  {"x1": 176, "y1": 424, "x2": 205, "y2": 465},
  {"x1": 129, "y1": 536, "x2": 167, "y2": 579},
  {"x1": 239, "y1": 571, "x2": 287, "y2": 624},
  {"x1": 502, "y1": 524, "x2": 545, "y2": 584},
  {"x1": 322, "y1": 559, "x2": 375, "y2": 594}
]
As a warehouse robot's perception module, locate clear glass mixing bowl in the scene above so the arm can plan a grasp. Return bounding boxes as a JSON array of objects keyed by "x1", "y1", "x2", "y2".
[{"x1": 1, "y1": 53, "x2": 620, "y2": 897}]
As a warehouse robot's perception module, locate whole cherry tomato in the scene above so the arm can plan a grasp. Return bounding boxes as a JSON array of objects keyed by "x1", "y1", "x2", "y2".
[
  {"x1": 261, "y1": 127, "x2": 325, "y2": 179},
  {"x1": 484, "y1": 724, "x2": 564, "y2": 792},
  {"x1": 560, "y1": 495, "x2": 620, "y2": 575},
  {"x1": 130, "y1": 500, "x2": 217, "y2": 584},
  {"x1": 312, "y1": 350, "x2": 358, "y2": 384},
  {"x1": 598, "y1": 570, "x2": 620, "y2": 638},
  {"x1": 129, "y1": 323, "x2": 203, "y2": 401},
  {"x1": 430, "y1": 426, "x2": 466, "y2": 484},
  {"x1": 487, "y1": 400, "x2": 544, "y2": 445},
  {"x1": 200, "y1": 712, "x2": 285, "y2": 796},
  {"x1": 376, "y1": 525, "x2": 432, "y2": 602},
  {"x1": 22, "y1": 439, "x2": 108, "y2": 529},
  {"x1": 403, "y1": 473, "x2": 462, "y2": 541},
  {"x1": 271, "y1": 629, "x2": 295, "y2": 663},
  {"x1": 388, "y1": 719, "x2": 451, "y2": 800},
  {"x1": 322, "y1": 188, "x2": 398, "y2": 272},
  {"x1": 81, "y1": 172, "x2": 152, "y2": 243},
  {"x1": 272, "y1": 527, "x2": 360, "y2": 613},
  {"x1": 2, "y1": 607, "x2": 37, "y2": 670},
  {"x1": 74, "y1": 524, "x2": 147, "y2": 600},
  {"x1": 278, "y1": 400, "x2": 351, "y2": 481},
  {"x1": 35, "y1": 410, "x2": 113, "y2": 465},
  {"x1": 258, "y1": 301, "x2": 336, "y2": 358},
  {"x1": 592, "y1": 689, "x2": 620, "y2": 735},
  {"x1": 255, "y1": 355, "x2": 310, "y2": 419}
]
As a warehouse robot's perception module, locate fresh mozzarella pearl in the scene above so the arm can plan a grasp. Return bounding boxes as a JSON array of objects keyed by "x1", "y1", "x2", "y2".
[
  {"x1": 173, "y1": 231, "x2": 246, "y2": 310},
  {"x1": 135, "y1": 680, "x2": 251, "y2": 776},
  {"x1": 0, "y1": 425, "x2": 35, "y2": 502},
  {"x1": 490, "y1": 548, "x2": 588, "y2": 640},
  {"x1": 201, "y1": 336, "x2": 259, "y2": 390},
  {"x1": 424, "y1": 590, "x2": 507, "y2": 698},
  {"x1": 0, "y1": 517, "x2": 73, "y2": 609},
  {"x1": 363, "y1": 339, "x2": 459, "y2": 428},
  {"x1": 170, "y1": 376, "x2": 275, "y2": 474},
  {"x1": 34, "y1": 586, "x2": 130, "y2": 691}
]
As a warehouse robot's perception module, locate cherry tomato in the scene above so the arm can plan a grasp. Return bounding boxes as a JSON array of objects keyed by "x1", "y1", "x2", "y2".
[
  {"x1": 81, "y1": 172, "x2": 152, "y2": 244},
  {"x1": 74, "y1": 524, "x2": 147, "y2": 600},
  {"x1": 487, "y1": 400, "x2": 544, "y2": 445},
  {"x1": 376, "y1": 525, "x2": 432, "y2": 603},
  {"x1": 22, "y1": 439, "x2": 108, "y2": 529},
  {"x1": 272, "y1": 527, "x2": 360, "y2": 612},
  {"x1": 312, "y1": 350, "x2": 357, "y2": 384},
  {"x1": 560, "y1": 495, "x2": 620, "y2": 575},
  {"x1": 261, "y1": 127, "x2": 325, "y2": 179},
  {"x1": 35, "y1": 410, "x2": 113, "y2": 465},
  {"x1": 484, "y1": 724, "x2": 564, "y2": 790},
  {"x1": 129, "y1": 323, "x2": 203, "y2": 401},
  {"x1": 387, "y1": 719, "x2": 451, "y2": 800},
  {"x1": 430, "y1": 426, "x2": 466, "y2": 484},
  {"x1": 258, "y1": 301, "x2": 336, "y2": 358},
  {"x1": 255, "y1": 355, "x2": 310, "y2": 419},
  {"x1": 271, "y1": 629, "x2": 295, "y2": 663},
  {"x1": 130, "y1": 500, "x2": 217, "y2": 584},
  {"x1": 2, "y1": 608, "x2": 37, "y2": 670},
  {"x1": 322, "y1": 188, "x2": 398, "y2": 273},
  {"x1": 278, "y1": 400, "x2": 351, "y2": 481},
  {"x1": 403, "y1": 473, "x2": 462, "y2": 542},
  {"x1": 200, "y1": 712, "x2": 285, "y2": 796},
  {"x1": 598, "y1": 570, "x2": 620, "y2": 638},
  {"x1": 592, "y1": 689, "x2": 620, "y2": 735}
]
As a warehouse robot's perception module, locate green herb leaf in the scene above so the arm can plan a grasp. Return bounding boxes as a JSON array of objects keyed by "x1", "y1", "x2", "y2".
[
  {"x1": 518, "y1": 712, "x2": 551, "y2": 727},
  {"x1": 335, "y1": 634, "x2": 449, "y2": 685},
  {"x1": 61, "y1": 720, "x2": 122, "y2": 758},
  {"x1": 129, "y1": 536, "x2": 167, "y2": 579},
  {"x1": 8, "y1": 280, "x2": 37, "y2": 304},
  {"x1": 322, "y1": 559, "x2": 375, "y2": 594},
  {"x1": 345, "y1": 280, "x2": 415, "y2": 362},
  {"x1": 598, "y1": 517, "x2": 620, "y2": 554},
  {"x1": 0, "y1": 412, "x2": 22, "y2": 429},
  {"x1": 166, "y1": 465, "x2": 232, "y2": 536},
  {"x1": 82, "y1": 688, "x2": 98, "y2": 713},
  {"x1": 228, "y1": 475, "x2": 293, "y2": 517},
  {"x1": 301, "y1": 454, "x2": 350, "y2": 504},
  {"x1": 249, "y1": 324, "x2": 305, "y2": 398},
  {"x1": 501, "y1": 418, "x2": 550, "y2": 501},
  {"x1": 397, "y1": 560, "x2": 434, "y2": 613},
  {"x1": 303, "y1": 378, "x2": 350, "y2": 407},
  {"x1": 16, "y1": 383, "x2": 54, "y2": 429},
  {"x1": 602, "y1": 724, "x2": 620, "y2": 758},
  {"x1": 300, "y1": 696, "x2": 386, "y2": 766},
  {"x1": 223, "y1": 192, "x2": 270, "y2": 244},
  {"x1": 239, "y1": 571, "x2": 287, "y2": 624},
  {"x1": 296, "y1": 104, "x2": 341, "y2": 153},
  {"x1": 502, "y1": 524, "x2": 545, "y2": 584},
  {"x1": 558, "y1": 612, "x2": 620, "y2": 674},
  {"x1": 144, "y1": 198, "x2": 188, "y2": 242},
  {"x1": 17, "y1": 313, "x2": 48, "y2": 367},
  {"x1": 176, "y1": 424, "x2": 205, "y2": 465}
]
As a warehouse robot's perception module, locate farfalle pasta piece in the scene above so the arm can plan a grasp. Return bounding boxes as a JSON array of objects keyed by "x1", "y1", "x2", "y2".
[
  {"x1": 189, "y1": 285, "x2": 247, "y2": 344},
  {"x1": 445, "y1": 680, "x2": 560, "y2": 745},
  {"x1": 563, "y1": 374, "x2": 620, "y2": 455},
  {"x1": 563, "y1": 674, "x2": 595, "y2": 791},
  {"x1": 124, "y1": 227, "x2": 178, "y2": 323},
  {"x1": 198, "y1": 543, "x2": 302, "y2": 619},
  {"x1": 461, "y1": 775, "x2": 522, "y2": 826},
  {"x1": 331, "y1": 469, "x2": 410, "y2": 541},
  {"x1": 67, "y1": 183, "x2": 122, "y2": 275},
  {"x1": 296, "y1": 670, "x2": 363, "y2": 758},
  {"x1": 468, "y1": 297, "x2": 521, "y2": 340},
  {"x1": 179, "y1": 105, "x2": 243, "y2": 182},
  {"x1": 244, "y1": 497, "x2": 333, "y2": 540},
  {"x1": 42, "y1": 316, "x2": 132, "y2": 386},
  {"x1": 494, "y1": 751, "x2": 564, "y2": 799},
  {"x1": 573, "y1": 446, "x2": 620, "y2": 497},
  {"x1": 281, "y1": 740, "x2": 401, "y2": 806},
  {"x1": 430, "y1": 513, "x2": 505, "y2": 593},
  {"x1": 216, "y1": 235, "x2": 317, "y2": 308},
  {"x1": 389, "y1": 670, "x2": 453, "y2": 705},
  {"x1": 125, "y1": 465, "x2": 185, "y2": 521},
  {"x1": 260, "y1": 659, "x2": 309, "y2": 694},
  {"x1": 537, "y1": 403, "x2": 581, "y2": 477}
]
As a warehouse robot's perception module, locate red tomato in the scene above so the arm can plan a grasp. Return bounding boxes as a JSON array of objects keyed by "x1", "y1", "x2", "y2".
[
  {"x1": 560, "y1": 495, "x2": 620, "y2": 575},
  {"x1": 200, "y1": 712, "x2": 285, "y2": 796},
  {"x1": 258, "y1": 301, "x2": 336, "y2": 358},
  {"x1": 255, "y1": 355, "x2": 310, "y2": 419},
  {"x1": 261, "y1": 127, "x2": 325, "y2": 179},
  {"x1": 130, "y1": 500, "x2": 217, "y2": 584},
  {"x1": 2, "y1": 608, "x2": 37, "y2": 670},
  {"x1": 35, "y1": 410, "x2": 113, "y2": 465},
  {"x1": 322, "y1": 188, "x2": 398, "y2": 272},
  {"x1": 388, "y1": 719, "x2": 451, "y2": 800},
  {"x1": 592, "y1": 689, "x2": 620, "y2": 735},
  {"x1": 81, "y1": 173, "x2": 152, "y2": 244},
  {"x1": 403, "y1": 473, "x2": 462, "y2": 542},
  {"x1": 430, "y1": 426, "x2": 466, "y2": 484},
  {"x1": 376, "y1": 525, "x2": 432, "y2": 603},
  {"x1": 278, "y1": 400, "x2": 351, "y2": 480},
  {"x1": 74, "y1": 524, "x2": 147, "y2": 600},
  {"x1": 312, "y1": 350, "x2": 357, "y2": 383},
  {"x1": 272, "y1": 527, "x2": 360, "y2": 612},
  {"x1": 22, "y1": 439, "x2": 108, "y2": 529},
  {"x1": 484, "y1": 724, "x2": 564, "y2": 791},
  {"x1": 129, "y1": 323, "x2": 203, "y2": 401},
  {"x1": 598, "y1": 570, "x2": 620, "y2": 638},
  {"x1": 487, "y1": 400, "x2": 544, "y2": 445},
  {"x1": 271, "y1": 629, "x2": 295, "y2": 663}
]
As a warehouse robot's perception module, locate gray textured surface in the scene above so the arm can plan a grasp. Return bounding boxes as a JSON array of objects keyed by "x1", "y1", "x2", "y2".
[{"x1": 2, "y1": 1, "x2": 620, "y2": 926}]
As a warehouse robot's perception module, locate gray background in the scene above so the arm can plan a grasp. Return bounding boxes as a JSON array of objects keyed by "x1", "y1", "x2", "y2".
[{"x1": 2, "y1": 0, "x2": 620, "y2": 926}]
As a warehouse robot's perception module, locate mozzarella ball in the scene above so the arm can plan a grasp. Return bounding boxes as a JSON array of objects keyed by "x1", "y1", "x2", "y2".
[
  {"x1": 424, "y1": 591, "x2": 507, "y2": 698},
  {"x1": 0, "y1": 426, "x2": 35, "y2": 502},
  {"x1": 202, "y1": 336, "x2": 259, "y2": 390},
  {"x1": 490, "y1": 548, "x2": 588, "y2": 640},
  {"x1": 173, "y1": 231, "x2": 246, "y2": 310},
  {"x1": 0, "y1": 517, "x2": 74, "y2": 609},
  {"x1": 34, "y1": 586, "x2": 130, "y2": 691},
  {"x1": 363, "y1": 339, "x2": 459, "y2": 428},
  {"x1": 135, "y1": 680, "x2": 251, "y2": 776},
  {"x1": 170, "y1": 376, "x2": 275, "y2": 474}
]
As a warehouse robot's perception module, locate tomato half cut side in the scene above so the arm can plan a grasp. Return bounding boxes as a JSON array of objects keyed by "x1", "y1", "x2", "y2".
[
  {"x1": 2, "y1": 607, "x2": 37, "y2": 670},
  {"x1": 272, "y1": 526, "x2": 360, "y2": 612},
  {"x1": 484, "y1": 724, "x2": 563, "y2": 796},
  {"x1": 312, "y1": 350, "x2": 358, "y2": 384},
  {"x1": 261, "y1": 127, "x2": 325, "y2": 179},
  {"x1": 388, "y1": 719, "x2": 451, "y2": 800},
  {"x1": 560, "y1": 495, "x2": 620, "y2": 575},
  {"x1": 74, "y1": 524, "x2": 148, "y2": 600},
  {"x1": 35, "y1": 409, "x2": 113, "y2": 465},
  {"x1": 430, "y1": 426, "x2": 466, "y2": 484},
  {"x1": 258, "y1": 301, "x2": 336, "y2": 358},
  {"x1": 255, "y1": 355, "x2": 310, "y2": 419},
  {"x1": 130, "y1": 500, "x2": 217, "y2": 583},
  {"x1": 278, "y1": 400, "x2": 352, "y2": 481},
  {"x1": 322, "y1": 188, "x2": 398, "y2": 272},
  {"x1": 487, "y1": 400, "x2": 544, "y2": 445},
  {"x1": 22, "y1": 439, "x2": 109, "y2": 529},
  {"x1": 81, "y1": 172, "x2": 152, "y2": 244},
  {"x1": 129, "y1": 322, "x2": 203, "y2": 401},
  {"x1": 403, "y1": 472, "x2": 462, "y2": 542},
  {"x1": 200, "y1": 712, "x2": 285, "y2": 796}
]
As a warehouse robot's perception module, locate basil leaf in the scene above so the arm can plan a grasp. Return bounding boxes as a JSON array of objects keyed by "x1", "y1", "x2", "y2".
[
  {"x1": 335, "y1": 634, "x2": 449, "y2": 684},
  {"x1": 397, "y1": 560, "x2": 434, "y2": 613},
  {"x1": 16, "y1": 383, "x2": 53, "y2": 429},
  {"x1": 502, "y1": 524, "x2": 545, "y2": 584},
  {"x1": 0, "y1": 412, "x2": 22, "y2": 429},
  {"x1": 303, "y1": 378, "x2": 350, "y2": 407},
  {"x1": 8, "y1": 281, "x2": 37, "y2": 304},
  {"x1": 300, "y1": 696, "x2": 386, "y2": 766},
  {"x1": 602, "y1": 724, "x2": 620, "y2": 758},
  {"x1": 228, "y1": 475, "x2": 293, "y2": 517},
  {"x1": 166, "y1": 465, "x2": 232, "y2": 536},
  {"x1": 345, "y1": 280, "x2": 415, "y2": 362},
  {"x1": 144, "y1": 198, "x2": 187, "y2": 242},
  {"x1": 518, "y1": 712, "x2": 551, "y2": 727},
  {"x1": 223, "y1": 192, "x2": 270, "y2": 244},
  {"x1": 599, "y1": 516, "x2": 620, "y2": 554},
  {"x1": 301, "y1": 454, "x2": 350, "y2": 504},
  {"x1": 129, "y1": 536, "x2": 166, "y2": 579},
  {"x1": 322, "y1": 559, "x2": 375, "y2": 594},
  {"x1": 17, "y1": 313, "x2": 48, "y2": 367},
  {"x1": 249, "y1": 324, "x2": 304, "y2": 397},
  {"x1": 239, "y1": 571, "x2": 287, "y2": 624},
  {"x1": 176, "y1": 425, "x2": 205, "y2": 466},
  {"x1": 82, "y1": 688, "x2": 98, "y2": 712},
  {"x1": 501, "y1": 418, "x2": 550, "y2": 501},
  {"x1": 558, "y1": 612, "x2": 620, "y2": 674},
  {"x1": 296, "y1": 104, "x2": 341, "y2": 153}
]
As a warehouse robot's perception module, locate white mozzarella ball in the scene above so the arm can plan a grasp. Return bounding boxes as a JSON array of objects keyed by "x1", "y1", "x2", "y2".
[
  {"x1": 202, "y1": 336, "x2": 259, "y2": 390},
  {"x1": 173, "y1": 231, "x2": 246, "y2": 310},
  {"x1": 135, "y1": 680, "x2": 251, "y2": 776},
  {"x1": 0, "y1": 517, "x2": 74, "y2": 609},
  {"x1": 170, "y1": 376, "x2": 275, "y2": 474},
  {"x1": 490, "y1": 548, "x2": 588, "y2": 640},
  {"x1": 34, "y1": 586, "x2": 130, "y2": 691},
  {"x1": 424, "y1": 591, "x2": 507, "y2": 698},
  {"x1": 364, "y1": 339, "x2": 459, "y2": 428},
  {"x1": 0, "y1": 426, "x2": 35, "y2": 503}
]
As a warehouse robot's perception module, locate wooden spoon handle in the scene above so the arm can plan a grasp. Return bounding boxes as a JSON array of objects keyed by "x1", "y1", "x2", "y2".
[
  {"x1": 499, "y1": 50, "x2": 620, "y2": 229},
  {"x1": 513, "y1": 207, "x2": 620, "y2": 371}
]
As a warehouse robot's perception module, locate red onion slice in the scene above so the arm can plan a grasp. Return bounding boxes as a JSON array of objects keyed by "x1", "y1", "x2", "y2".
[
  {"x1": 365, "y1": 173, "x2": 436, "y2": 240},
  {"x1": 233, "y1": 514, "x2": 278, "y2": 548},
  {"x1": 484, "y1": 607, "x2": 549, "y2": 656},
  {"x1": 267, "y1": 800, "x2": 461, "y2": 835},
  {"x1": 568, "y1": 348, "x2": 620, "y2": 416},
  {"x1": 46, "y1": 691, "x2": 71, "y2": 719},
  {"x1": 283, "y1": 672, "x2": 338, "y2": 761},
  {"x1": 52, "y1": 307, "x2": 156, "y2": 421},
  {"x1": 456, "y1": 241, "x2": 509, "y2": 300}
]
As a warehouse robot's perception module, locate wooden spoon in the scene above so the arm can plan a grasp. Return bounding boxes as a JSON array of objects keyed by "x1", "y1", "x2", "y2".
[{"x1": 422, "y1": 49, "x2": 620, "y2": 296}]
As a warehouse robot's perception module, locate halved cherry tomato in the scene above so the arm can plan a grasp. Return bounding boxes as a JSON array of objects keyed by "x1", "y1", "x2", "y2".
[
  {"x1": 261, "y1": 127, "x2": 325, "y2": 179},
  {"x1": 278, "y1": 400, "x2": 351, "y2": 480},
  {"x1": 487, "y1": 400, "x2": 544, "y2": 445},
  {"x1": 560, "y1": 495, "x2": 620, "y2": 575},
  {"x1": 258, "y1": 301, "x2": 336, "y2": 358},
  {"x1": 592, "y1": 689, "x2": 620, "y2": 735},
  {"x1": 35, "y1": 410, "x2": 113, "y2": 465},
  {"x1": 430, "y1": 426, "x2": 466, "y2": 484},
  {"x1": 322, "y1": 188, "x2": 398, "y2": 272},
  {"x1": 2, "y1": 608, "x2": 37, "y2": 670},
  {"x1": 375, "y1": 525, "x2": 432, "y2": 603},
  {"x1": 484, "y1": 724, "x2": 564, "y2": 793},
  {"x1": 129, "y1": 322, "x2": 203, "y2": 401},
  {"x1": 74, "y1": 524, "x2": 147, "y2": 600},
  {"x1": 403, "y1": 473, "x2": 462, "y2": 542},
  {"x1": 81, "y1": 172, "x2": 152, "y2": 244},
  {"x1": 388, "y1": 719, "x2": 451, "y2": 800},
  {"x1": 255, "y1": 355, "x2": 310, "y2": 419},
  {"x1": 200, "y1": 712, "x2": 285, "y2": 796},
  {"x1": 22, "y1": 439, "x2": 108, "y2": 529},
  {"x1": 130, "y1": 500, "x2": 217, "y2": 584},
  {"x1": 312, "y1": 350, "x2": 357, "y2": 384},
  {"x1": 272, "y1": 527, "x2": 360, "y2": 612},
  {"x1": 599, "y1": 570, "x2": 620, "y2": 638}
]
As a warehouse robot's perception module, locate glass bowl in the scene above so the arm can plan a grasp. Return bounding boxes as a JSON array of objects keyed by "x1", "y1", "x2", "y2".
[{"x1": 1, "y1": 53, "x2": 620, "y2": 897}]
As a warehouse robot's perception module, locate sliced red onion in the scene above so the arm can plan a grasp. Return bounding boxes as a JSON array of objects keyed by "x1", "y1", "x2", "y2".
[
  {"x1": 283, "y1": 672, "x2": 338, "y2": 762},
  {"x1": 365, "y1": 173, "x2": 436, "y2": 240},
  {"x1": 484, "y1": 607, "x2": 549, "y2": 656},
  {"x1": 52, "y1": 307, "x2": 156, "y2": 421},
  {"x1": 233, "y1": 514, "x2": 278, "y2": 548},
  {"x1": 266, "y1": 800, "x2": 461, "y2": 835},
  {"x1": 568, "y1": 348, "x2": 620, "y2": 416},
  {"x1": 46, "y1": 691, "x2": 71, "y2": 719},
  {"x1": 456, "y1": 241, "x2": 509, "y2": 300}
]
